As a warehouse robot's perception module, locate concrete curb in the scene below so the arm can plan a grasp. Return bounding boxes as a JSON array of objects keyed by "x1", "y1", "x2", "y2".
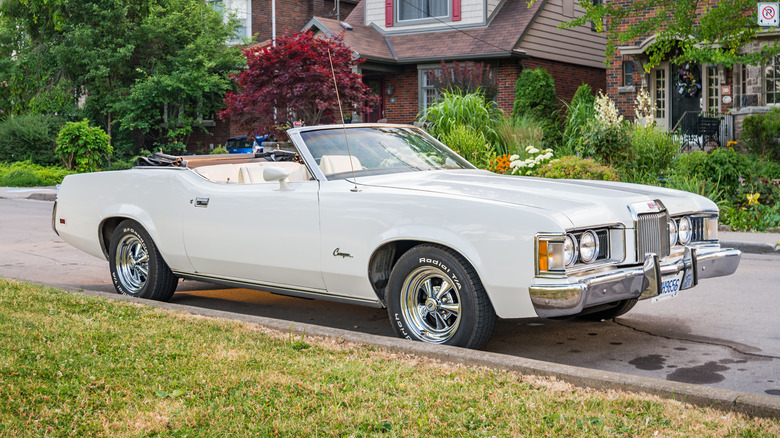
[
  {"x1": 67, "y1": 287, "x2": 780, "y2": 419},
  {"x1": 27, "y1": 192, "x2": 57, "y2": 201},
  {"x1": 722, "y1": 240, "x2": 780, "y2": 255}
]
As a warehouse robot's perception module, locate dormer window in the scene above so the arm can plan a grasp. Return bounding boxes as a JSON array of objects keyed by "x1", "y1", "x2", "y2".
[{"x1": 385, "y1": 0, "x2": 461, "y2": 27}]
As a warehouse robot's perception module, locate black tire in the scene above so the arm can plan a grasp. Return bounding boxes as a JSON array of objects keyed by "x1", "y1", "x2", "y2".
[
  {"x1": 386, "y1": 244, "x2": 496, "y2": 349},
  {"x1": 109, "y1": 219, "x2": 178, "y2": 301},
  {"x1": 579, "y1": 298, "x2": 638, "y2": 321}
]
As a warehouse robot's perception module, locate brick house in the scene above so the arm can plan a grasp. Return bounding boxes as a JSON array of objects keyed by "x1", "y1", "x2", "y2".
[
  {"x1": 605, "y1": 2, "x2": 780, "y2": 144},
  {"x1": 189, "y1": 0, "x2": 360, "y2": 151},
  {"x1": 304, "y1": 0, "x2": 606, "y2": 123},
  {"x1": 190, "y1": 0, "x2": 607, "y2": 150}
]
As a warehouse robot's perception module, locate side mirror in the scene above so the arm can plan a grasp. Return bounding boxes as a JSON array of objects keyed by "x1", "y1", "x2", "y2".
[{"x1": 263, "y1": 166, "x2": 293, "y2": 191}]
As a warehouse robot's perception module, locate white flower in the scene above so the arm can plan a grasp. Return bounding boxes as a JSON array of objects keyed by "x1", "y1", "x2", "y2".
[
  {"x1": 509, "y1": 155, "x2": 519, "y2": 161},
  {"x1": 527, "y1": 147, "x2": 540, "y2": 154}
]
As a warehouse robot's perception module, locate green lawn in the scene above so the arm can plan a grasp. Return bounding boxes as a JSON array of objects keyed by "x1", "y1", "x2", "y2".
[{"x1": 1, "y1": 278, "x2": 777, "y2": 436}]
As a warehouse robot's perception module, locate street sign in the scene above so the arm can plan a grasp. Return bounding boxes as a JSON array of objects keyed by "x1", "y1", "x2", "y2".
[{"x1": 758, "y1": 3, "x2": 779, "y2": 27}]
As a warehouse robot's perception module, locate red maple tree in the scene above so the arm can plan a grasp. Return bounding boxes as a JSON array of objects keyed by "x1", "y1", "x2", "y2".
[{"x1": 220, "y1": 31, "x2": 377, "y2": 138}]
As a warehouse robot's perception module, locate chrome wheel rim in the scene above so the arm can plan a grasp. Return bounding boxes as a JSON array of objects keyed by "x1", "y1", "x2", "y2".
[
  {"x1": 115, "y1": 234, "x2": 149, "y2": 294},
  {"x1": 400, "y1": 267, "x2": 461, "y2": 344}
]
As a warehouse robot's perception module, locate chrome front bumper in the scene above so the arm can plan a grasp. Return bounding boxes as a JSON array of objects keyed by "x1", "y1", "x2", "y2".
[{"x1": 529, "y1": 246, "x2": 742, "y2": 318}]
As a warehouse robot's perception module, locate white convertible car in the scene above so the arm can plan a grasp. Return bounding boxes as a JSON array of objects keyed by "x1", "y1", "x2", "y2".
[{"x1": 53, "y1": 124, "x2": 741, "y2": 349}]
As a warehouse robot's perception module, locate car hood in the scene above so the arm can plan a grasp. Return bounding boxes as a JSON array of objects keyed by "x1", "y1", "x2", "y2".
[{"x1": 355, "y1": 170, "x2": 716, "y2": 229}]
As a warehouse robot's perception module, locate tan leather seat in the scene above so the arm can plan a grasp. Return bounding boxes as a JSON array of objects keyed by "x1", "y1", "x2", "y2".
[{"x1": 319, "y1": 155, "x2": 362, "y2": 177}]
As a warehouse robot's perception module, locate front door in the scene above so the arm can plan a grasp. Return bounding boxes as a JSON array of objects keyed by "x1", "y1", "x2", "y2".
[
  {"x1": 670, "y1": 62, "x2": 703, "y2": 132},
  {"x1": 363, "y1": 77, "x2": 385, "y2": 123}
]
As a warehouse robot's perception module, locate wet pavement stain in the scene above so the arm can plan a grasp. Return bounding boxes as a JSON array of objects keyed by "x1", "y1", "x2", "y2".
[
  {"x1": 610, "y1": 342, "x2": 623, "y2": 346},
  {"x1": 667, "y1": 362, "x2": 729, "y2": 384},
  {"x1": 629, "y1": 354, "x2": 666, "y2": 371},
  {"x1": 766, "y1": 389, "x2": 780, "y2": 396}
]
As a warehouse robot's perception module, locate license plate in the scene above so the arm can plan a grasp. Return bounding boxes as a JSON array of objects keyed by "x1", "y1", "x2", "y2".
[{"x1": 652, "y1": 272, "x2": 683, "y2": 303}]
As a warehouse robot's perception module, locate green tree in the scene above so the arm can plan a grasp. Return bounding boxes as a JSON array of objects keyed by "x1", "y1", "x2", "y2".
[
  {"x1": 546, "y1": 0, "x2": 780, "y2": 69},
  {"x1": 0, "y1": 0, "x2": 244, "y2": 154}
]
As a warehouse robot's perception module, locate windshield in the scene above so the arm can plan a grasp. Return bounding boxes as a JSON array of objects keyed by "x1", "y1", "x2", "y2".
[{"x1": 300, "y1": 126, "x2": 473, "y2": 179}]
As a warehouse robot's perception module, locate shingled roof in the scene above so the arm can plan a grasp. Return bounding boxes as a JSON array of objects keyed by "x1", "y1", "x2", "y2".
[{"x1": 305, "y1": 0, "x2": 540, "y2": 64}]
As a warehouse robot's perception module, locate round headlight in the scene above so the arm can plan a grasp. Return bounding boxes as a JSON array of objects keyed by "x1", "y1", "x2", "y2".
[
  {"x1": 579, "y1": 230, "x2": 599, "y2": 263},
  {"x1": 668, "y1": 219, "x2": 678, "y2": 247},
  {"x1": 563, "y1": 234, "x2": 578, "y2": 267},
  {"x1": 678, "y1": 216, "x2": 693, "y2": 245}
]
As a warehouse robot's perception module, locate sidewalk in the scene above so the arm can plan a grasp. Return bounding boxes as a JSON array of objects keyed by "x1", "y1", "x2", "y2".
[{"x1": 2, "y1": 186, "x2": 779, "y2": 254}]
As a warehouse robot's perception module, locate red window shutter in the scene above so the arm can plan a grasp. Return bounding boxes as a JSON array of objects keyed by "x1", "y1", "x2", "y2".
[
  {"x1": 386, "y1": 0, "x2": 394, "y2": 27},
  {"x1": 452, "y1": 0, "x2": 461, "y2": 21}
]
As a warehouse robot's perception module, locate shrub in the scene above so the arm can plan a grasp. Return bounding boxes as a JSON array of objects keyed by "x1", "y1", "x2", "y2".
[
  {"x1": 0, "y1": 114, "x2": 66, "y2": 166},
  {"x1": 630, "y1": 125, "x2": 678, "y2": 177},
  {"x1": 420, "y1": 91, "x2": 503, "y2": 145},
  {"x1": 210, "y1": 146, "x2": 229, "y2": 154},
  {"x1": 0, "y1": 161, "x2": 74, "y2": 187},
  {"x1": 438, "y1": 124, "x2": 489, "y2": 165},
  {"x1": 533, "y1": 155, "x2": 619, "y2": 181},
  {"x1": 510, "y1": 68, "x2": 561, "y2": 147},
  {"x1": 741, "y1": 107, "x2": 780, "y2": 161},
  {"x1": 55, "y1": 119, "x2": 113, "y2": 172}
]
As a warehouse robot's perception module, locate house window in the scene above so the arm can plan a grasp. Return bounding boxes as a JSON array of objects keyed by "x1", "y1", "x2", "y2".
[
  {"x1": 399, "y1": 0, "x2": 449, "y2": 21},
  {"x1": 706, "y1": 66, "x2": 720, "y2": 113},
  {"x1": 623, "y1": 61, "x2": 636, "y2": 87},
  {"x1": 766, "y1": 55, "x2": 780, "y2": 105},
  {"x1": 418, "y1": 67, "x2": 442, "y2": 113},
  {"x1": 210, "y1": 0, "x2": 250, "y2": 43},
  {"x1": 208, "y1": 0, "x2": 224, "y2": 12},
  {"x1": 591, "y1": 0, "x2": 602, "y2": 31},
  {"x1": 654, "y1": 69, "x2": 666, "y2": 119}
]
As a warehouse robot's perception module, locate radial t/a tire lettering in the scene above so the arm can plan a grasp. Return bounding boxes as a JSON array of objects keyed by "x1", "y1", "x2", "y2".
[
  {"x1": 108, "y1": 219, "x2": 178, "y2": 301},
  {"x1": 386, "y1": 244, "x2": 496, "y2": 349}
]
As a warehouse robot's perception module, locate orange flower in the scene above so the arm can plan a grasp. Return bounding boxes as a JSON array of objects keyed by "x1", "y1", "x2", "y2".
[{"x1": 491, "y1": 154, "x2": 512, "y2": 173}]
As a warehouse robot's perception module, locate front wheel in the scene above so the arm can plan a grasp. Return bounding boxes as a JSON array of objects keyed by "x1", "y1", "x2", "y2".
[
  {"x1": 386, "y1": 245, "x2": 496, "y2": 349},
  {"x1": 109, "y1": 219, "x2": 178, "y2": 301}
]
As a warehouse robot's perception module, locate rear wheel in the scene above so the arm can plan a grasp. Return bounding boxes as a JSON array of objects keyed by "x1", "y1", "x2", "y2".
[
  {"x1": 387, "y1": 245, "x2": 496, "y2": 349},
  {"x1": 109, "y1": 220, "x2": 178, "y2": 301}
]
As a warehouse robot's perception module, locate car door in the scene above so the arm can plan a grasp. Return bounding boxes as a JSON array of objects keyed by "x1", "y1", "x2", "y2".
[{"x1": 181, "y1": 178, "x2": 325, "y2": 291}]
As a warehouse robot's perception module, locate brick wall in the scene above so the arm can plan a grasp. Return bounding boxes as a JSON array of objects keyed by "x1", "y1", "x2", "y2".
[
  {"x1": 379, "y1": 57, "x2": 605, "y2": 124},
  {"x1": 522, "y1": 58, "x2": 607, "y2": 108},
  {"x1": 251, "y1": 0, "x2": 357, "y2": 42},
  {"x1": 382, "y1": 66, "x2": 420, "y2": 124}
]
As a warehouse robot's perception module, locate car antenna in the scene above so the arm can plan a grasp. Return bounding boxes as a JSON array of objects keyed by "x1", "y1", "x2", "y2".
[{"x1": 327, "y1": 48, "x2": 360, "y2": 192}]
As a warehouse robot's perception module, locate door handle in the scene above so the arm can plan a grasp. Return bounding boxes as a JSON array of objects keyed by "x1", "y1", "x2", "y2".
[{"x1": 194, "y1": 197, "x2": 209, "y2": 208}]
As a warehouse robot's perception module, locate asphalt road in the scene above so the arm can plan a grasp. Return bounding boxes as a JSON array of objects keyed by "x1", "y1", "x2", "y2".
[{"x1": 2, "y1": 197, "x2": 779, "y2": 398}]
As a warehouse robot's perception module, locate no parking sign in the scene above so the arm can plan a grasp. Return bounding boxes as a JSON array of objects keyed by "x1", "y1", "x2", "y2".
[{"x1": 758, "y1": 3, "x2": 779, "y2": 27}]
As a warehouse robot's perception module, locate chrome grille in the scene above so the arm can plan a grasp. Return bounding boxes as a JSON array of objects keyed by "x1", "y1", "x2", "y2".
[
  {"x1": 690, "y1": 216, "x2": 706, "y2": 241},
  {"x1": 637, "y1": 212, "x2": 670, "y2": 259}
]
